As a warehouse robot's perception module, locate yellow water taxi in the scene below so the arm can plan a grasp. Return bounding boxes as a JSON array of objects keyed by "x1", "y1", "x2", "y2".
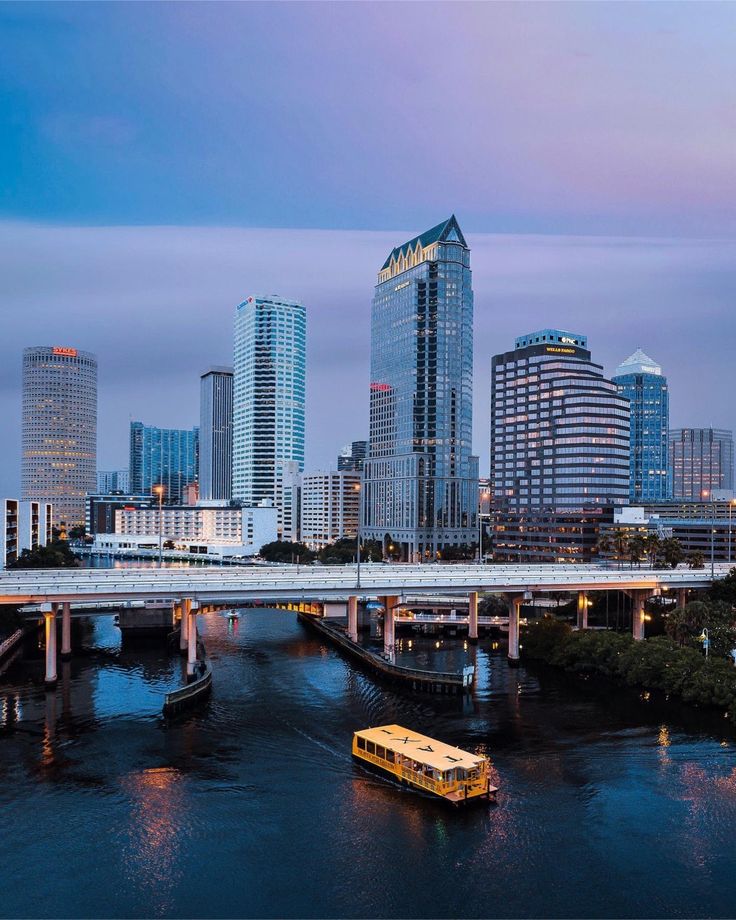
[{"x1": 352, "y1": 724, "x2": 497, "y2": 804}]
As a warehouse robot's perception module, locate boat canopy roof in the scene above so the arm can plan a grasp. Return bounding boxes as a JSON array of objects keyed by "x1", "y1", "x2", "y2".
[{"x1": 354, "y1": 724, "x2": 485, "y2": 772}]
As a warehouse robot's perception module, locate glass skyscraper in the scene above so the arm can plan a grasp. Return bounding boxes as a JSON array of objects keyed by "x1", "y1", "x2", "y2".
[
  {"x1": 199, "y1": 366, "x2": 233, "y2": 502},
  {"x1": 129, "y1": 422, "x2": 199, "y2": 505},
  {"x1": 491, "y1": 330, "x2": 630, "y2": 561},
  {"x1": 612, "y1": 348, "x2": 670, "y2": 502},
  {"x1": 362, "y1": 216, "x2": 478, "y2": 560},
  {"x1": 232, "y1": 295, "x2": 306, "y2": 538},
  {"x1": 22, "y1": 345, "x2": 97, "y2": 528},
  {"x1": 669, "y1": 428, "x2": 734, "y2": 500}
]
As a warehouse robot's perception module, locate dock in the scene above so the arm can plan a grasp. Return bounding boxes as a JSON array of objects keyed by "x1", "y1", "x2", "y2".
[{"x1": 297, "y1": 612, "x2": 473, "y2": 694}]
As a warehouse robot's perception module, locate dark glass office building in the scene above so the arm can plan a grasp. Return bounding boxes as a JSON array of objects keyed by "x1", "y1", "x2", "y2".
[
  {"x1": 612, "y1": 349, "x2": 670, "y2": 502},
  {"x1": 669, "y1": 427, "x2": 734, "y2": 500},
  {"x1": 491, "y1": 329, "x2": 630, "y2": 562},
  {"x1": 362, "y1": 216, "x2": 478, "y2": 560}
]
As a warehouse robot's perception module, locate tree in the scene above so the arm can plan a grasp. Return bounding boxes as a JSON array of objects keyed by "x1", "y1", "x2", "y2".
[
  {"x1": 664, "y1": 599, "x2": 736, "y2": 659},
  {"x1": 644, "y1": 533, "x2": 662, "y2": 567},
  {"x1": 258, "y1": 541, "x2": 316, "y2": 563},
  {"x1": 68, "y1": 525, "x2": 86, "y2": 541},
  {"x1": 708, "y1": 567, "x2": 736, "y2": 605},
  {"x1": 438, "y1": 543, "x2": 476, "y2": 561},
  {"x1": 9, "y1": 540, "x2": 79, "y2": 569},
  {"x1": 687, "y1": 551, "x2": 705, "y2": 570},
  {"x1": 317, "y1": 537, "x2": 383, "y2": 564},
  {"x1": 628, "y1": 533, "x2": 647, "y2": 568},
  {"x1": 660, "y1": 537, "x2": 684, "y2": 570}
]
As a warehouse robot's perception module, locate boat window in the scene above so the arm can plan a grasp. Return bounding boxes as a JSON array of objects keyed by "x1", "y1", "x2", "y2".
[
  {"x1": 357, "y1": 737, "x2": 366, "y2": 751},
  {"x1": 375, "y1": 745, "x2": 385, "y2": 760},
  {"x1": 384, "y1": 749, "x2": 394, "y2": 763},
  {"x1": 366, "y1": 741, "x2": 375, "y2": 755}
]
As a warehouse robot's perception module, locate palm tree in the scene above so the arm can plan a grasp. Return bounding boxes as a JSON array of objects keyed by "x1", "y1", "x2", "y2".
[
  {"x1": 628, "y1": 533, "x2": 647, "y2": 569},
  {"x1": 661, "y1": 536, "x2": 684, "y2": 569},
  {"x1": 687, "y1": 551, "x2": 705, "y2": 570},
  {"x1": 608, "y1": 528, "x2": 630, "y2": 569},
  {"x1": 644, "y1": 533, "x2": 662, "y2": 568}
]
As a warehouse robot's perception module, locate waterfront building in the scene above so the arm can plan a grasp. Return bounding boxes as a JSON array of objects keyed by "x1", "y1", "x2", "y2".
[
  {"x1": 96, "y1": 470, "x2": 130, "y2": 494},
  {"x1": 612, "y1": 349, "x2": 670, "y2": 502},
  {"x1": 22, "y1": 345, "x2": 97, "y2": 528},
  {"x1": 362, "y1": 216, "x2": 479, "y2": 560},
  {"x1": 232, "y1": 295, "x2": 306, "y2": 538},
  {"x1": 669, "y1": 428, "x2": 734, "y2": 500},
  {"x1": 2, "y1": 498, "x2": 52, "y2": 567},
  {"x1": 199, "y1": 367, "x2": 233, "y2": 502},
  {"x1": 99, "y1": 501, "x2": 278, "y2": 558},
  {"x1": 301, "y1": 470, "x2": 361, "y2": 550},
  {"x1": 337, "y1": 441, "x2": 368, "y2": 472},
  {"x1": 129, "y1": 422, "x2": 199, "y2": 505},
  {"x1": 86, "y1": 493, "x2": 152, "y2": 536},
  {"x1": 491, "y1": 329, "x2": 630, "y2": 562}
]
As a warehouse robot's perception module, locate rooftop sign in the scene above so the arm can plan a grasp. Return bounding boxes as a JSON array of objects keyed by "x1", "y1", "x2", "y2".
[{"x1": 52, "y1": 347, "x2": 78, "y2": 357}]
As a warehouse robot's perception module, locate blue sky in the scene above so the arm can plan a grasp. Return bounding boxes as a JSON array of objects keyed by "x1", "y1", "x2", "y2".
[{"x1": 1, "y1": 2, "x2": 735, "y2": 494}]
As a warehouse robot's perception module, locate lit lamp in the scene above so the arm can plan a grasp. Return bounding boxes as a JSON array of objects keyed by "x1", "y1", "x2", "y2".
[
  {"x1": 152, "y1": 484, "x2": 165, "y2": 567},
  {"x1": 701, "y1": 489, "x2": 715, "y2": 577}
]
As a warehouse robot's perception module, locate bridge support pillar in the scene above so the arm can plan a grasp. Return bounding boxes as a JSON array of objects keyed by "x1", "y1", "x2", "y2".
[
  {"x1": 677, "y1": 588, "x2": 688, "y2": 610},
  {"x1": 383, "y1": 596, "x2": 399, "y2": 660},
  {"x1": 61, "y1": 602, "x2": 72, "y2": 658},
  {"x1": 187, "y1": 601, "x2": 198, "y2": 679},
  {"x1": 632, "y1": 591, "x2": 647, "y2": 641},
  {"x1": 347, "y1": 595, "x2": 358, "y2": 643},
  {"x1": 44, "y1": 607, "x2": 57, "y2": 687},
  {"x1": 507, "y1": 594, "x2": 522, "y2": 664},
  {"x1": 179, "y1": 598, "x2": 190, "y2": 653},
  {"x1": 577, "y1": 592, "x2": 588, "y2": 630},
  {"x1": 468, "y1": 591, "x2": 479, "y2": 643}
]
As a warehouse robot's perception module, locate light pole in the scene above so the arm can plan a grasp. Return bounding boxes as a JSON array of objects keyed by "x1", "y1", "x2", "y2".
[
  {"x1": 354, "y1": 481, "x2": 362, "y2": 590},
  {"x1": 153, "y1": 484, "x2": 165, "y2": 567},
  {"x1": 729, "y1": 499, "x2": 736, "y2": 565},
  {"x1": 478, "y1": 487, "x2": 490, "y2": 564},
  {"x1": 702, "y1": 490, "x2": 715, "y2": 577}
]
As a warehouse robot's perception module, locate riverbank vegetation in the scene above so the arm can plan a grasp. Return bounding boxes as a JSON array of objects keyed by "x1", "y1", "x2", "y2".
[
  {"x1": 8, "y1": 539, "x2": 79, "y2": 569},
  {"x1": 523, "y1": 580, "x2": 736, "y2": 723}
]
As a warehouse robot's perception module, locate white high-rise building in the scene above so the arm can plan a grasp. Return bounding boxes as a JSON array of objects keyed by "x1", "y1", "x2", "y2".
[
  {"x1": 22, "y1": 346, "x2": 97, "y2": 528},
  {"x1": 301, "y1": 470, "x2": 360, "y2": 550},
  {"x1": 232, "y1": 295, "x2": 306, "y2": 537},
  {"x1": 199, "y1": 367, "x2": 233, "y2": 502}
]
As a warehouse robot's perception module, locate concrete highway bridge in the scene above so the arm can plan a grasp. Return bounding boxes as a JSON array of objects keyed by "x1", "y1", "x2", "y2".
[{"x1": 1, "y1": 562, "x2": 729, "y2": 686}]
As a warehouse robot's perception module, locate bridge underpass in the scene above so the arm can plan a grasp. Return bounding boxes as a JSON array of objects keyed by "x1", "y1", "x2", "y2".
[{"x1": 0, "y1": 563, "x2": 725, "y2": 686}]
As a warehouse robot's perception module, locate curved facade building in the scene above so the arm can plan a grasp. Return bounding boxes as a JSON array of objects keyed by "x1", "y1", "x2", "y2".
[
  {"x1": 491, "y1": 330, "x2": 630, "y2": 561},
  {"x1": 22, "y1": 346, "x2": 97, "y2": 528}
]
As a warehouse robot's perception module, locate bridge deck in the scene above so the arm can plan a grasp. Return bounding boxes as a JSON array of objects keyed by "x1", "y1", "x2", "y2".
[{"x1": 0, "y1": 563, "x2": 727, "y2": 605}]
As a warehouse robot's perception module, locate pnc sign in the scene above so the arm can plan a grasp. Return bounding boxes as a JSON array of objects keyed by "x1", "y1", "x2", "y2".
[
  {"x1": 560, "y1": 337, "x2": 577, "y2": 345},
  {"x1": 52, "y1": 346, "x2": 78, "y2": 357}
]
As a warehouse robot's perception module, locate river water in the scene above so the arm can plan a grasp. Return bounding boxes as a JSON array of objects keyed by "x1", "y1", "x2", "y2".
[{"x1": 2, "y1": 608, "x2": 736, "y2": 919}]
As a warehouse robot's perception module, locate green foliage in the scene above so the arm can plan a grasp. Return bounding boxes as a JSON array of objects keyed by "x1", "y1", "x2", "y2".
[
  {"x1": 68, "y1": 525, "x2": 86, "y2": 541},
  {"x1": 522, "y1": 618, "x2": 736, "y2": 723},
  {"x1": 9, "y1": 539, "x2": 79, "y2": 569},
  {"x1": 316, "y1": 538, "x2": 383, "y2": 564},
  {"x1": 708, "y1": 567, "x2": 736, "y2": 605},
  {"x1": 438, "y1": 543, "x2": 477, "y2": 561},
  {"x1": 687, "y1": 551, "x2": 705, "y2": 569},
  {"x1": 258, "y1": 541, "x2": 316, "y2": 563},
  {"x1": 478, "y1": 594, "x2": 508, "y2": 617},
  {"x1": 664, "y1": 599, "x2": 736, "y2": 658}
]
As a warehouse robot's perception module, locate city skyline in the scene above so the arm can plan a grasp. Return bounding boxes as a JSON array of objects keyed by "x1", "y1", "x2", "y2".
[{"x1": 1, "y1": 3, "x2": 735, "y2": 498}]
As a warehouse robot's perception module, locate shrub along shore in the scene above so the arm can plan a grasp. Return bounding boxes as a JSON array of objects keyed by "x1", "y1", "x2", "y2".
[{"x1": 522, "y1": 618, "x2": 736, "y2": 725}]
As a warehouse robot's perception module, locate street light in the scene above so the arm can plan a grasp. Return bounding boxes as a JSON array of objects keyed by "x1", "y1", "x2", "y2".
[
  {"x1": 702, "y1": 489, "x2": 715, "y2": 577},
  {"x1": 478, "y1": 486, "x2": 491, "y2": 564},
  {"x1": 354, "y1": 481, "x2": 362, "y2": 589},
  {"x1": 152, "y1": 484, "x2": 165, "y2": 567}
]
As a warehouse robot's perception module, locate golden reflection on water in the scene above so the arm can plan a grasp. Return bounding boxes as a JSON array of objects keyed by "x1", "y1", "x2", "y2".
[{"x1": 120, "y1": 766, "x2": 187, "y2": 917}]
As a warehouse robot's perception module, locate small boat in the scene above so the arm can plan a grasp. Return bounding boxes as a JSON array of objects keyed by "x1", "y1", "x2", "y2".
[{"x1": 352, "y1": 723, "x2": 497, "y2": 804}]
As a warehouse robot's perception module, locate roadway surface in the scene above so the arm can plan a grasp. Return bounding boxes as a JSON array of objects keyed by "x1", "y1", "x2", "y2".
[{"x1": 0, "y1": 562, "x2": 730, "y2": 605}]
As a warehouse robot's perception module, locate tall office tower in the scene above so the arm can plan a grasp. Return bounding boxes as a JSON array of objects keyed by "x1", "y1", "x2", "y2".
[
  {"x1": 129, "y1": 422, "x2": 199, "y2": 505},
  {"x1": 337, "y1": 440, "x2": 368, "y2": 472},
  {"x1": 199, "y1": 367, "x2": 233, "y2": 502},
  {"x1": 612, "y1": 349, "x2": 670, "y2": 502},
  {"x1": 362, "y1": 216, "x2": 479, "y2": 560},
  {"x1": 669, "y1": 428, "x2": 734, "y2": 500},
  {"x1": 491, "y1": 330, "x2": 630, "y2": 562},
  {"x1": 97, "y1": 469, "x2": 130, "y2": 493},
  {"x1": 232, "y1": 295, "x2": 306, "y2": 537},
  {"x1": 22, "y1": 346, "x2": 97, "y2": 528}
]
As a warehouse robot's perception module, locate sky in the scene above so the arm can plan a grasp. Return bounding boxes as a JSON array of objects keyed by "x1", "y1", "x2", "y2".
[{"x1": 1, "y1": 2, "x2": 735, "y2": 496}]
